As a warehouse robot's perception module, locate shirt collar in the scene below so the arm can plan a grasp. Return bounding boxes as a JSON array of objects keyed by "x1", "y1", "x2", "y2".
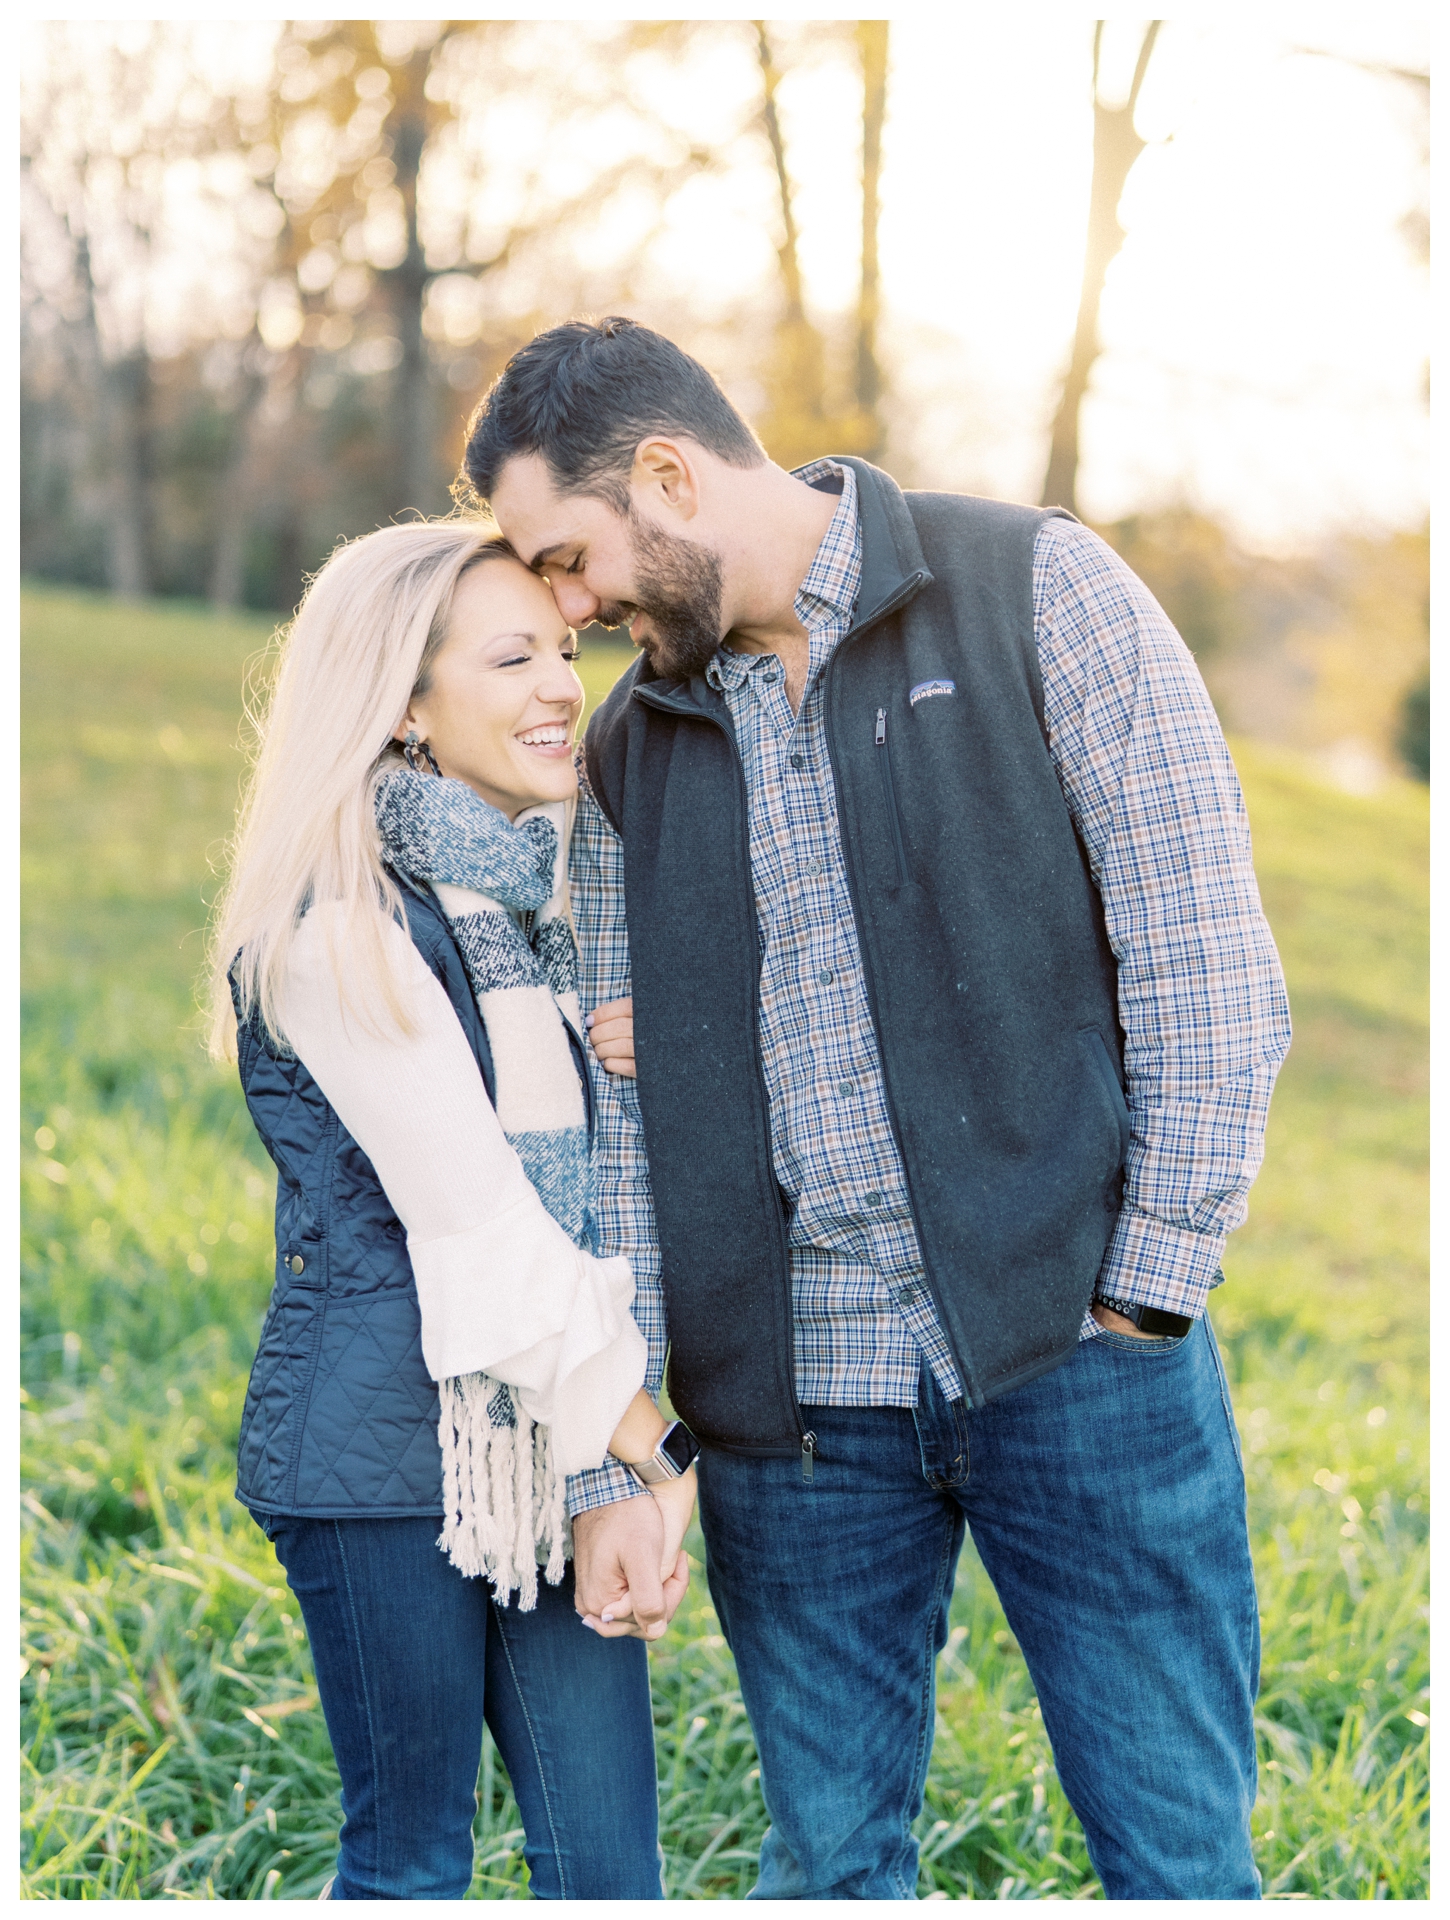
[{"x1": 707, "y1": 461, "x2": 862, "y2": 692}]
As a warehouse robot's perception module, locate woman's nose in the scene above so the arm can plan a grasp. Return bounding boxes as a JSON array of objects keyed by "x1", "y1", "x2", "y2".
[{"x1": 539, "y1": 660, "x2": 584, "y2": 706}]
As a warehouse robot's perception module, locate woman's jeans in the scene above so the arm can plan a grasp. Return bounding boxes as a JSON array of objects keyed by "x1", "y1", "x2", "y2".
[
  {"x1": 698, "y1": 1315, "x2": 1261, "y2": 1901},
  {"x1": 253, "y1": 1514, "x2": 663, "y2": 1900}
]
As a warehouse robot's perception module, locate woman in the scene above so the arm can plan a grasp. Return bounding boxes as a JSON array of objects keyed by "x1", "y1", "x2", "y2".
[{"x1": 206, "y1": 521, "x2": 693, "y2": 1901}]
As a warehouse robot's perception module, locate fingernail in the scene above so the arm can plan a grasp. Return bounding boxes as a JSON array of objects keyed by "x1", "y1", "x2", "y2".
[
  {"x1": 601, "y1": 1610, "x2": 614, "y2": 1623},
  {"x1": 585, "y1": 1013, "x2": 594, "y2": 1028}
]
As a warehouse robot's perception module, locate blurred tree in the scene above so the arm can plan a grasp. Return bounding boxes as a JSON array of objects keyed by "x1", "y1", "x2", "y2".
[
  {"x1": 22, "y1": 20, "x2": 724, "y2": 612},
  {"x1": 753, "y1": 20, "x2": 891, "y2": 470},
  {"x1": 1397, "y1": 674, "x2": 1429, "y2": 783},
  {"x1": 1041, "y1": 20, "x2": 1161, "y2": 514},
  {"x1": 1100, "y1": 508, "x2": 1247, "y2": 661},
  {"x1": 753, "y1": 21, "x2": 829, "y2": 467},
  {"x1": 20, "y1": 24, "x2": 239, "y2": 597},
  {"x1": 854, "y1": 21, "x2": 888, "y2": 462},
  {"x1": 209, "y1": 19, "x2": 725, "y2": 604}
]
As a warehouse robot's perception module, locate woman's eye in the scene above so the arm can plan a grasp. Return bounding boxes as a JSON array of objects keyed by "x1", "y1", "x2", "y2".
[
  {"x1": 498, "y1": 654, "x2": 530, "y2": 669},
  {"x1": 566, "y1": 556, "x2": 585, "y2": 574},
  {"x1": 560, "y1": 648, "x2": 581, "y2": 662}
]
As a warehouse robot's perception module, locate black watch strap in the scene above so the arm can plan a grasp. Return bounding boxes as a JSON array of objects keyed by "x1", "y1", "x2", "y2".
[{"x1": 1094, "y1": 1295, "x2": 1194, "y2": 1337}]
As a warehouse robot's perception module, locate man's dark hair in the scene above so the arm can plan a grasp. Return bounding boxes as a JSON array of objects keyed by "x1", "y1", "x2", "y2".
[{"x1": 460, "y1": 316, "x2": 766, "y2": 511}]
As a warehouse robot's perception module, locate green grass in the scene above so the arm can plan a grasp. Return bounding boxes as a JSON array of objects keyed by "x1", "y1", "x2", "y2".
[{"x1": 20, "y1": 583, "x2": 1428, "y2": 1899}]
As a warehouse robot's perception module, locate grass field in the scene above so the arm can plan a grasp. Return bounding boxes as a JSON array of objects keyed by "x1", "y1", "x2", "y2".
[{"x1": 20, "y1": 581, "x2": 1429, "y2": 1899}]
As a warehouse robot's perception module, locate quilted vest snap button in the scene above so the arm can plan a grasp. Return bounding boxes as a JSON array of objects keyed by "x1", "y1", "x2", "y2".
[{"x1": 288, "y1": 1254, "x2": 305, "y2": 1274}]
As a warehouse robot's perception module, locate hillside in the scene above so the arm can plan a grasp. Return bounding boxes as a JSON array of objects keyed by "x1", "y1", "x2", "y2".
[{"x1": 21, "y1": 585, "x2": 1427, "y2": 1898}]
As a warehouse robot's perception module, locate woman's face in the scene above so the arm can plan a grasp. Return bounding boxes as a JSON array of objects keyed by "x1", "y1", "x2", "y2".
[{"x1": 399, "y1": 559, "x2": 584, "y2": 819}]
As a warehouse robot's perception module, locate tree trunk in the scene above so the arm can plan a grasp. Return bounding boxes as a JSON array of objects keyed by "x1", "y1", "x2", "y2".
[
  {"x1": 855, "y1": 22, "x2": 888, "y2": 461},
  {"x1": 207, "y1": 357, "x2": 274, "y2": 609},
  {"x1": 1041, "y1": 21, "x2": 1160, "y2": 513},
  {"x1": 101, "y1": 353, "x2": 151, "y2": 599},
  {"x1": 755, "y1": 22, "x2": 829, "y2": 468},
  {"x1": 72, "y1": 234, "x2": 151, "y2": 597},
  {"x1": 386, "y1": 46, "x2": 440, "y2": 518}
]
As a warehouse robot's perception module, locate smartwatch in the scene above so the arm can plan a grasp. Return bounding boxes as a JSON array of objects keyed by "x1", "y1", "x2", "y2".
[
  {"x1": 624, "y1": 1418, "x2": 700, "y2": 1487},
  {"x1": 1094, "y1": 1294, "x2": 1194, "y2": 1338}
]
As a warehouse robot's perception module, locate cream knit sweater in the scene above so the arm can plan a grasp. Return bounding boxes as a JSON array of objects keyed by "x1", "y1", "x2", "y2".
[{"x1": 277, "y1": 903, "x2": 647, "y2": 1481}]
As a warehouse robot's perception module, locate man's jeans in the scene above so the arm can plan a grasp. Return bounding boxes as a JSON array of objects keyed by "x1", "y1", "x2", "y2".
[
  {"x1": 254, "y1": 1514, "x2": 663, "y2": 1900},
  {"x1": 698, "y1": 1315, "x2": 1261, "y2": 1900}
]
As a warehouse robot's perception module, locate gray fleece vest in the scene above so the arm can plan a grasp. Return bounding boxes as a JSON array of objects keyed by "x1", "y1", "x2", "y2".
[{"x1": 584, "y1": 459, "x2": 1128, "y2": 1453}]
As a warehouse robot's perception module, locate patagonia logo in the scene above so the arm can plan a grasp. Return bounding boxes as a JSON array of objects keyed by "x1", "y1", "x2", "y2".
[{"x1": 909, "y1": 678, "x2": 956, "y2": 708}]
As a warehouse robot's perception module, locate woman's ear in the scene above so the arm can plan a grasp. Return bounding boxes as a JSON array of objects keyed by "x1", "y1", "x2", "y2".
[{"x1": 391, "y1": 704, "x2": 418, "y2": 745}]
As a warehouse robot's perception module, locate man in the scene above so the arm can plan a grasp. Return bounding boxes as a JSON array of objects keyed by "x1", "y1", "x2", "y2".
[{"x1": 464, "y1": 317, "x2": 1290, "y2": 1900}]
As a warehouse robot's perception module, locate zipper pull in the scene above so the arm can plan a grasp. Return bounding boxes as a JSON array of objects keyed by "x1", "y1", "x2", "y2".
[
  {"x1": 801, "y1": 1431, "x2": 817, "y2": 1484},
  {"x1": 874, "y1": 708, "x2": 886, "y2": 747}
]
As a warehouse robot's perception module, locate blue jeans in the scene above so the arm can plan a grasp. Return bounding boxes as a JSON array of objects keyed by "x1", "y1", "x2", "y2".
[
  {"x1": 698, "y1": 1316, "x2": 1260, "y2": 1900},
  {"x1": 254, "y1": 1514, "x2": 663, "y2": 1900}
]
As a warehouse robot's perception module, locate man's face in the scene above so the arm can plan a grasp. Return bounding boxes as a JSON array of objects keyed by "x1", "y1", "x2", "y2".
[{"x1": 490, "y1": 453, "x2": 726, "y2": 682}]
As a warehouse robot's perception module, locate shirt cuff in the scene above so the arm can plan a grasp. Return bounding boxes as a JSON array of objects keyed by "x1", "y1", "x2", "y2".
[
  {"x1": 1093, "y1": 1207, "x2": 1225, "y2": 1320},
  {"x1": 565, "y1": 1459, "x2": 650, "y2": 1518}
]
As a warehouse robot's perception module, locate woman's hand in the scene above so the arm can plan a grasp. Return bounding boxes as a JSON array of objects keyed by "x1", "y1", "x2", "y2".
[{"x1": 586, "y1": 996, "x2": 635, "y2": 1078}]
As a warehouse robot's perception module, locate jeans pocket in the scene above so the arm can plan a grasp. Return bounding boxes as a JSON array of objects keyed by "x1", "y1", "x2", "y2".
[{"x1": 1089, "y1": 1327, "x2": 1189, "y2": 1356}]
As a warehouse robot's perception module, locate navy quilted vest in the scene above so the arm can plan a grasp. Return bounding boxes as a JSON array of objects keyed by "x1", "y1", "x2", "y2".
[{"x1": 233, "y1": 879, "x2": 496, "y2": 1519}]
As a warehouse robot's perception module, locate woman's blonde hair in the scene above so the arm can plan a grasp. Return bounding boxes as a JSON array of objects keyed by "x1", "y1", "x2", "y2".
[{"x1": 205, "y1": 519, "x2": 516, "y2": 1061}]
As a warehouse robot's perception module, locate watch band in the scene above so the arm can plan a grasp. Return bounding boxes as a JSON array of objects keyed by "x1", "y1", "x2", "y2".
[
  {"x1": 624, "y1": 1418, "x2": 700, "y2": 1487},
  {"x1": 1094, "y1": 1295, "x2": 1194, "y2": 1338},
  {"x1": 625, "y1": 1454, "x2": 672, "y2": 1486}
]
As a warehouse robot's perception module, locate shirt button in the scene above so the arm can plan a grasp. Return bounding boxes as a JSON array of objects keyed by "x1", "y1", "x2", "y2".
[
  {"x1": 805, "y1": 861, "x2": 824, "y2": 878},
  {"x1": 838, "y1": 1081, "x2": 856, "y2": 1098},
  {"x1": 898, "y1": 1285, "x2": 919, "y2": 1305},
  {"x1": 790, "y1": 753, "x2": 805, "y2": 769},
  {"x1": 818, "y1": 969, "x2": 833, "y2": 985},
  {"x1": 866, "y1": 1191, "x2": 884, "y2": 1206}
]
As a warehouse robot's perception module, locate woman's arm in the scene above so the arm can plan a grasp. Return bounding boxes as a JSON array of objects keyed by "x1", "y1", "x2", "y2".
[{"x1": 278, "y1": 903, "x2": 646, "y2": 1474}]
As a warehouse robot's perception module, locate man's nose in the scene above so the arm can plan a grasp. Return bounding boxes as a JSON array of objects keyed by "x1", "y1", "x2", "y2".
[{"x1": 549, "y1": 576, "x2": 599, "y2": 626}]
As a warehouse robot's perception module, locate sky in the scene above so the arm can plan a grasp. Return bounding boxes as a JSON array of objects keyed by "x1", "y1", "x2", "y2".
[{"x1": 771, "y1": 11, "x2": 1431, "y2": 547}]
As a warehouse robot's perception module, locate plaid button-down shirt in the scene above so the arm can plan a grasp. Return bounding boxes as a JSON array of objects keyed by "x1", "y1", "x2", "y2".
[{"x1": 566, "y1": 461, "x2": 1290, "y2": 1516}]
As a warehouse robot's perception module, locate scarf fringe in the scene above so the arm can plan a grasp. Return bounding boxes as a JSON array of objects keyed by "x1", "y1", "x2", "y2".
[{"x1": 436, "y1": 1375, "x2": 570, "y2": 1608}]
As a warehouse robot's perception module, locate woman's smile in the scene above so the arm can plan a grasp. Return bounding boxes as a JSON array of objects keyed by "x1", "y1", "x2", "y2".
[{"x1": 516, "y1": 722, "x2": 573, "y2": 755}]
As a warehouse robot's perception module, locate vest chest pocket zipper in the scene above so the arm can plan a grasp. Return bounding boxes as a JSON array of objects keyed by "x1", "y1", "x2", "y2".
[{"x1": 874, "y1": 708, "x2": 910, "y2": 889}]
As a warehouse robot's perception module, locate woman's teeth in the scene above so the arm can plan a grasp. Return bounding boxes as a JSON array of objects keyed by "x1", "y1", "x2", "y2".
[{"x1": 517, "y1": 726, "x2": 569, "y2": 748}]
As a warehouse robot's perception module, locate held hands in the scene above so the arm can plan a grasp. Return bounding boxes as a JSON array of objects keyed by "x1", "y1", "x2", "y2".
[
  {"x1": 572, "y1": 1474, "x2": 696, "y2": 1641},
  {"x1": 582, "y1": 1386, "x2": 698, "y2": 1639},
  {"x1": 585, "y1": 997, "x2": 635, "y2": 1078}
]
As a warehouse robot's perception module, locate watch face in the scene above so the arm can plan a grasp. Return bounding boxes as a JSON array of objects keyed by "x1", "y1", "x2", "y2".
[{"x1": 658, "y1": 1421, "x2": 698, "y2": 1474}]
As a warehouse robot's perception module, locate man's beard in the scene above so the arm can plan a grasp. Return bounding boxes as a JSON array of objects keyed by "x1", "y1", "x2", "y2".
[{"x1": 595, "y1": 507, "x2": 725, "y2": 682}]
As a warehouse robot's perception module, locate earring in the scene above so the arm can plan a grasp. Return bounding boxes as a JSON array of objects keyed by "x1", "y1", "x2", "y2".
[{"x1": 403, "y1": 730, "x2": 442, "y2": 777}]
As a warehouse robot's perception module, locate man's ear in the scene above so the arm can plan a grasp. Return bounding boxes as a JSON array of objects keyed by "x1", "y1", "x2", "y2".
[{"x1": 632, "y1": 437, "x2": 701, "y2": 520}]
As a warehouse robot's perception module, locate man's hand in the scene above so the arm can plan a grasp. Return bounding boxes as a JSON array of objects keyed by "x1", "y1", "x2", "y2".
[
  {"x1": 572, "y1": 1494, "x2": 688, "y2": 1640},
  {"x1": 1091, "y1": 1302, "x2": 1168, "y2": 1340},
  {"x1": 649, "y1": 1467, "x2": 697, "y2": 1580},
  {"x1": 586, "y1": 997, "x2": 636, "y2": 1077}
]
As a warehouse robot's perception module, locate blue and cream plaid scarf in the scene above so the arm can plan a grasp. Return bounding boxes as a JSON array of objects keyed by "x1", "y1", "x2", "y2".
[{"x1": 375, "y1": 764, "x2": 590, "y2": 1605}]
